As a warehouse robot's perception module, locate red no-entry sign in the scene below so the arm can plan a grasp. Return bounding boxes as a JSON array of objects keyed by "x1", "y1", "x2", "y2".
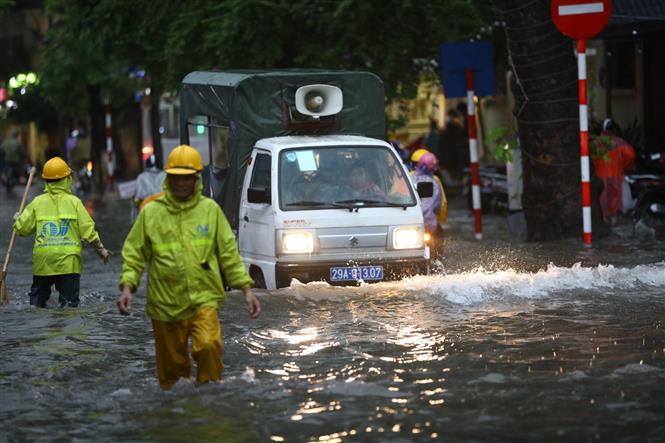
[{"x1": 551, "y1": 0, "x2": 612, "y2": 39}]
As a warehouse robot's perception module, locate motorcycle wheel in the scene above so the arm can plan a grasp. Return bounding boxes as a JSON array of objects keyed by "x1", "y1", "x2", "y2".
[{"x1": 637, "y1": 192, "x2": 665, "y2": 232}]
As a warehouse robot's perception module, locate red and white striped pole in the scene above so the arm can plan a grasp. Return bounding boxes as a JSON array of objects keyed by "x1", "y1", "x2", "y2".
[
  {"x1": 466, "y1": 68, "x2": 482, "y2": 240},
  {"x1": 104, "y1": 99, "x2": 114, "y2": 190},
  {"x1": 578, "y1": 39, "x2": 592, "y2": 245}
]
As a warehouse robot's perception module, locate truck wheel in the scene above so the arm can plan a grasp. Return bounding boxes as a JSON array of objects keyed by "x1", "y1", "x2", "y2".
[{"x1": 250, "y1": 266, "x2": 266, "y2": 289}]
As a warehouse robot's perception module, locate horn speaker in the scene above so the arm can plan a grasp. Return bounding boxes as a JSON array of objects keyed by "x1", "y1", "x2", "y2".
[{"x1": 295, "y1": 84, "x2": 343, "y2": 117}]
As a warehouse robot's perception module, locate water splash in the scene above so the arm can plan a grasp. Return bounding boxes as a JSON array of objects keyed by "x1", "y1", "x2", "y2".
[{"x1": 282, "y1": 262, "x2": 665, "y2": 305}]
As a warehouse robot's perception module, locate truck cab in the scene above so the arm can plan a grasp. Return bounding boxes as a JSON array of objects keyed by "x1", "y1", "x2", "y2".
[
  {"x1": 240, "y1": 135, "x2": 428, "y2": 288},
  {"x1": 179, "y1": 70, "x2": 432, "y2": 289}
]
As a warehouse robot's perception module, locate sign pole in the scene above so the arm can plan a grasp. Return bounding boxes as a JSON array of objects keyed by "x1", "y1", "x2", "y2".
[
  {"x1": 440, "y1": 42, "x2": 493, "y2": 240},
  {"x1": 551, "y1": 0, "x2": 611, "y2": 245},
  {"x1": 466, "y1": 68, "x2": 482, "y2": 240},
  {"x1": 577, "y1": 39, "x2": 592, "y2": 245},
  {"x1": 104, "y1": 99, "x2": 115, "y2": 191}
]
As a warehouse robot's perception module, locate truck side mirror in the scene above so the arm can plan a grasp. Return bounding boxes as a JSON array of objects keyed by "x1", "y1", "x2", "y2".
[
  {"x1": 417, "y1": 181, "x2": 433, "y2": 198},
  {"x1": 247, "y1": 186, "x2": 271, "y2": 204}
]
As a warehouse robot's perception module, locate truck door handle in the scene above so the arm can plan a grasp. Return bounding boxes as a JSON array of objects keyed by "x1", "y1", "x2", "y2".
[{"x1": 243, "y1": 215, "x2": 249, "y2": 222}]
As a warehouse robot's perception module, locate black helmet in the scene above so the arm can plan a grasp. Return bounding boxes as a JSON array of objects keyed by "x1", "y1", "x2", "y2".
[
  {"x1": 145, "y1": 154, "x2": 157, "y2": 169},
  {"x1": 602, "y1": 118, "x2": 616, "y2": 132}
]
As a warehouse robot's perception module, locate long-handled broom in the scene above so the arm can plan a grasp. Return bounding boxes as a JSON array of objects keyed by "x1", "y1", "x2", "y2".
[{"x1": 1, "y1": 166, "x2": 36, "y2": 305}]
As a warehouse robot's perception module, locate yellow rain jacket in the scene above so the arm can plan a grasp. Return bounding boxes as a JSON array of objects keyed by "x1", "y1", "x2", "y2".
[
  {"x1": 119, "y1": 180, "x2": 253, "y2": 322},
  {"x1": 435, "y1": 175, "x2": 448, "y2": 224},
  {"x1": 13, "y1": 175, "x2": 100, "y2": 276}
]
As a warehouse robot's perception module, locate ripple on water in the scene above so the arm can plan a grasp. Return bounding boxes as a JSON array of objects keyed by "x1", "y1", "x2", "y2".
[
  {"x1": 1, "y1": 199, "x2": 664, "y2": 442},
  {"x1": 613, "y1": 363, "x2": 663, "y2": 375}
]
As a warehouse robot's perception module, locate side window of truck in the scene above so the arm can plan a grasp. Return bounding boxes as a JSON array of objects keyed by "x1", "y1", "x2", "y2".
[
  {"x1": 250, "y1": 153, "x2": 271, "y2": 189},
  {"x1": 186, "y1": 116, "x2": 210, "y2": 165},
  {"x1": 184, "y1": 116, "x2": 230, "y2": 169},
  {"x1": 210, "y1": 120, "x2": 230, "y2": 169}
]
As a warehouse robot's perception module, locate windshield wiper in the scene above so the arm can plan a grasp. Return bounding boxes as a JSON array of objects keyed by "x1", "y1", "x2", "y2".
[
  {"x1": 335, "y1": 199, "x2": 410, "y2": 210},
  {"x1": 285, "y1": 199, "x2": 408, "y2": 211},
  {"x1": 285, "y1": 200, "x2": 361, "y2": 212},
  {"x1": 329, "y1": 202, "x2": 358, "y2": 211},
  {"x1": 285, "y1": 200, "x2": 327, "y2": 207}
]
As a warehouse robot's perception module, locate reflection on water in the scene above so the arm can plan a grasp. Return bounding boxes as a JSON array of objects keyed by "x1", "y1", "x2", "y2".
[{"x1": 0, "y1": 197, "x2": 664, "y2": 441}]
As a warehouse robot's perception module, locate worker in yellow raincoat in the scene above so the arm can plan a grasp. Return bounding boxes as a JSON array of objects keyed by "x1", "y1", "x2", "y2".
[
  {"x1": 116, "y1": 145, "x2": 261, "y2": 390},
  {"x1": 13, "y1": 157, "x2": 111, "y2": 307}
]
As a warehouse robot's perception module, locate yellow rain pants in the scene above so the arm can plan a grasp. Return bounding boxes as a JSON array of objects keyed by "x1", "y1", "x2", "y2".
[{"x1": 151, "y1": 306, "x2": 223, "y2": 390}]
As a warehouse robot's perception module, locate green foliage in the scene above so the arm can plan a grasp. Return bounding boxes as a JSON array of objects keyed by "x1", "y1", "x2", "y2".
[
  {"x1": 387, "y1": 101, "x2": 410, "y2": 134},
  {"x1": 485, "y1": 126, "x2": 517, "y2": 163},
  {"x1": 197, "y1": 0, "x2": 494, "y2": 102},
  {"x1": 590, "y1": 134, "x2": 612, "y2": 161},
  {"x1": 161, "y1": 0, "x2": 217, "y2": 91},
  {"x1": 40, "y1": 0, "x2": 131, "y2": 112},
  {"x1": 36, "y1": 0, "x2": 499, "y2": 121},
  {"x1": 0, "y1": 0, "x2": 14, "y2": 13},
  {"x1": 5, "y1": 83, "x2": 58, "y2": 132}
]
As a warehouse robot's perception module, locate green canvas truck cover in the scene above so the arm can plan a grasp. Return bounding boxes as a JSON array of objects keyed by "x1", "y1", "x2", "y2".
[{"x1": 179, "y1": 69, "x2": 386, "y2": 228}]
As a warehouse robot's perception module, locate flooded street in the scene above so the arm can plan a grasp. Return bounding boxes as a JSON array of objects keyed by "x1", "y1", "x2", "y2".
[{"x1": 1, "y1": 183, "x2": 664, "y2": 442}]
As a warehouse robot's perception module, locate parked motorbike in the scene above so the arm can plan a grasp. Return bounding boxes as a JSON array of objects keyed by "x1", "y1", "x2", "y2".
[
  {"x1": 75, "y1": 160, "x2": 93, "y2": 197},
  {"x1": 625, "y1": 152, "x2": 665, "y2": 232},
  {"x1": 464, "y1": 164, "x2": 509, "y2": 213}
]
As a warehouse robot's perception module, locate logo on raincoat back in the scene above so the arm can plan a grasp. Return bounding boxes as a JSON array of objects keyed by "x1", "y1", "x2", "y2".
[{"x1": 41, "y1": 219, "x2": 71, "y2": 237}]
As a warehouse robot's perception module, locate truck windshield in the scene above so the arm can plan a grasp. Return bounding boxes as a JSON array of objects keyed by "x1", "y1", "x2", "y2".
[{"x1": 279, "y1": 145, "x2": 416, "y2": 211}]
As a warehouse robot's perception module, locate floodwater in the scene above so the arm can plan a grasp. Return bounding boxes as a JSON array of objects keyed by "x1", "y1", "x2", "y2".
[{"x1": 1, "y1": 183, "x2": 664, "y2": 442}]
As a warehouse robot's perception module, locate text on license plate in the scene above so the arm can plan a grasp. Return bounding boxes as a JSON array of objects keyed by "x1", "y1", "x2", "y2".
[{"x1": 330, "y1": 266, "x2": 384, "y2": 282}]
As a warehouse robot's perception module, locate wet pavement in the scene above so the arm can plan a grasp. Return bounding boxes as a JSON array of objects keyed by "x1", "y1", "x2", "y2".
[{"x1": 0, "y1": 181, "x2": 664, "y2": 442}]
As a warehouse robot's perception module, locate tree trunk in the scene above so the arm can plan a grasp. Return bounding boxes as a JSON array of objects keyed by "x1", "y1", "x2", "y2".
[
  {"x1": 502, "y1": 0, "x2": 581, "y2": 241},
  {"x1": 88, "y1": 84, "x2": 106, "y2": 197},
  {"x1": 149, "y1": 88, "x2": 163, "y2": 168},
  {"x1": 57, "y1": 113, "x2": 69, "y2": 160}
]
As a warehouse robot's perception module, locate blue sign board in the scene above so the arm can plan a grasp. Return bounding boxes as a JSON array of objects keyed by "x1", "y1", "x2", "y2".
[{"x1": 440, "y1": 41, "x2": 495, "y2": 98}]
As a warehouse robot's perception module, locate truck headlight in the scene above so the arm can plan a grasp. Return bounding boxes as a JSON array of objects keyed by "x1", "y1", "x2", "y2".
[
  {"x1": 393, "y1": 227, "x2": 422, "y2": 249},
  {"x1": 282, "y1": 231, "x2": 314, "y2": 254}
]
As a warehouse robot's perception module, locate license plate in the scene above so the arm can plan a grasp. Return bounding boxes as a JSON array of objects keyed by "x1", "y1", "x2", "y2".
[{"x1": 330, "y1": 266, "x2": 384, "y2": 282}]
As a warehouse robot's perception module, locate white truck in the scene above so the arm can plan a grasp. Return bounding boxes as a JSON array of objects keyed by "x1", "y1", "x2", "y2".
[{"x1": 179, "y1": 70, "x2": 432, "y2": 289}]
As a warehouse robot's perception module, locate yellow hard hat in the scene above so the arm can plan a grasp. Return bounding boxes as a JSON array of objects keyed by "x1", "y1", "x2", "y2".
[
  {"x1": 165, "y1": 145, "x2": 203, "y2": 175},
  {"x1": 42, "y1": 157, "x2": 71, "y2": 180},
  {"x1": 411, "y1": 148, "x2": 429, "y2": 163}
]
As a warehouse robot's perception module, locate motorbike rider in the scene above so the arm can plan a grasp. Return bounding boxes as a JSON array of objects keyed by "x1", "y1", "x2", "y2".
[
  {"x1": 1, "y1": 128, "x2": 25, "y2": 194},
  {"x1": 134, "y1": 154, "x2": 166, "y2": 213},
  {"x1": 13, "y1": 157, "x2": 111, "y2": 307},
  {"x1": 408, "y1": 148, "x2": 429, "y2": 171},
  {"x1": 412, "y1": 152, "x2": 445, "y2": 237},
  {"x1": 592, "y1": 118, "x2": 635, "y2": 225},
  {"x1": 410, "y1": 148, "x2": 448, "y2": 228}
]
